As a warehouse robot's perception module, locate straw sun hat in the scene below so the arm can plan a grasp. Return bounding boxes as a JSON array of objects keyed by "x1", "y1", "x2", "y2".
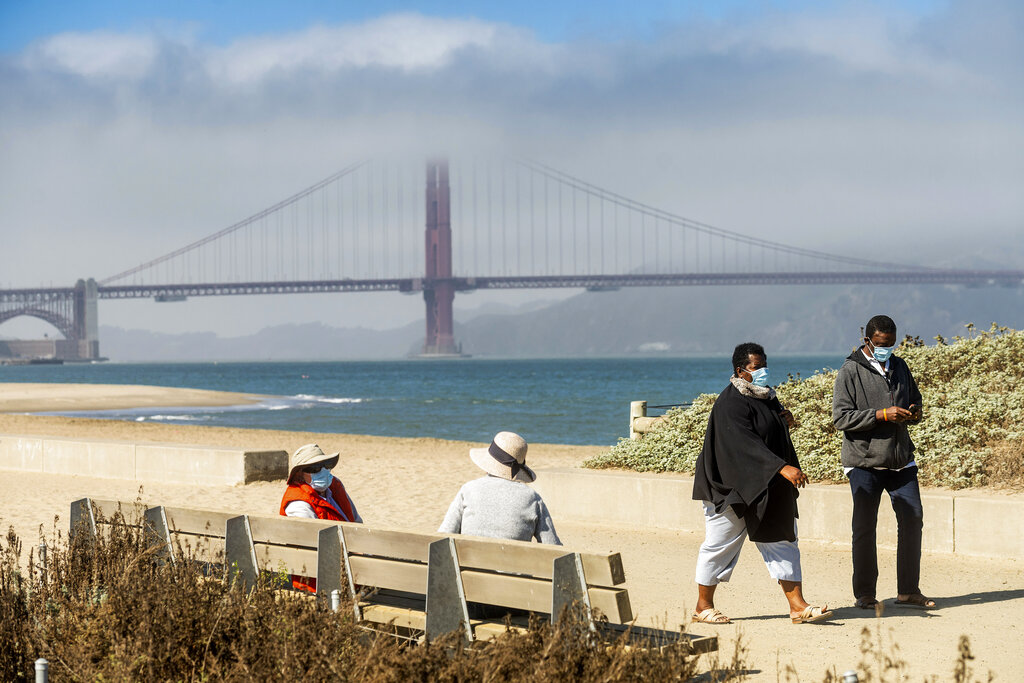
[
  {"x1": 469, "y1": 431, "x2": 536, "y2": 483},
  {"x1": 288, "y1": 443, "x2": 339, "y2": 481}
]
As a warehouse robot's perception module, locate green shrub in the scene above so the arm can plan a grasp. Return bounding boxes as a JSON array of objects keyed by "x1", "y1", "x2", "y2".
[{"x1": 586, "y1": 324, "x2": 1024, "y2": 489}]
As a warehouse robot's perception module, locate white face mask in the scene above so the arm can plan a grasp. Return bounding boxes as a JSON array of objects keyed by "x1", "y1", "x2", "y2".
[
  {"x1": 748, "y1": 366, "x2": 770, "y2": 387},
  {"x1": 308, "y1": 467, "x2": 333, "y2": 492}
]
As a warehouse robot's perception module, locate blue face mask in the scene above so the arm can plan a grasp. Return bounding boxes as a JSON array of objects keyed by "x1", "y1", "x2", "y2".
[
  {"x1": 309, "y1": 468, "x2": 333, "y2": 492},
  {"x1": 748, "y1": 367, "x2": 770, "y2": 387},
  {"x1": 871, "y1": 345, "x2": 895, "y2": 363}
]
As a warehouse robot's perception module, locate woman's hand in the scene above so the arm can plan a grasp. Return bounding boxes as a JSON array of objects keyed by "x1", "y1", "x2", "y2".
[
  {"x1": 780, "y1": 465, "x2": 808, "y2": 489},
  {"x1": 779, "y1": 409, "x2": 797, "y2": 429}
]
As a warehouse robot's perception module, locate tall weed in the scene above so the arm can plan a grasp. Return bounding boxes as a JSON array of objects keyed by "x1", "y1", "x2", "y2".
[{"x1": 0, "y1": 516, "x2": 723, "y2": 681}]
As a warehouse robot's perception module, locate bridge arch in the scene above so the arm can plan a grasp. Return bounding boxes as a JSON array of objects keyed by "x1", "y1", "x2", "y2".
[{"x1": 0, "y1": 308, "x2": 74, "y2": 340}]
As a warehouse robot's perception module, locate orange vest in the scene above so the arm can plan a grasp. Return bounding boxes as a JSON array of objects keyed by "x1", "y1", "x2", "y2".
[
  {"x1": 279, "y1": 479, "x2": 357, "y2": 522},
  {"x1": 279, "y1": 479, "x2": 358, "y2": 592}
]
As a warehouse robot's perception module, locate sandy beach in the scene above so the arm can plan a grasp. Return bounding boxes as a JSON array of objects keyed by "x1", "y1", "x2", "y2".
[
  {"x1": 1, "y1": 383, "x2": 1021, "y2": 680},
  {"x1": 0, "y1": 382, "x2": 266, "y2": 413}
]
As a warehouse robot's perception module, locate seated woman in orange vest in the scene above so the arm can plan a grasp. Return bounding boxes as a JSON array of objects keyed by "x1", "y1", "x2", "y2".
[{"x1": 280, "y1": 443, "x2": 361, "y2": 592}]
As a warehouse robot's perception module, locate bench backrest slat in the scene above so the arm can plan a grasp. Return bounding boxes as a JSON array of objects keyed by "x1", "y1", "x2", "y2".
[
  {"x1": 161, "y1": 506, "x2": 237, "y2": 537},
  {"x1": 88, "y1": 498, "x2": 146, "y2": 525},
  {"x1": 330, "y1": 522, "x2": 624, "y2": 586},
  {"x1": 256, "y1": 544, "x2": 319, "y2": 577},
  {"x1": 346, "y1": 553, "x2": 632, "y2": 621},
  {"x1": 246, "y1": 515, "x2": 336, "y2": 548}
]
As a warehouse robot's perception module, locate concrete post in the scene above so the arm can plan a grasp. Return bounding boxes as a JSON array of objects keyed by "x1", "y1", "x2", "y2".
[
  {"x1": 629, "y1": 401, "x2": 647, "y2": 439},
  {"x1": 35, "y1": 658, "x2": 49, "y2": 683},
  {"x1": 37, "y1": 541, "x2": 46, "y2": 578}
]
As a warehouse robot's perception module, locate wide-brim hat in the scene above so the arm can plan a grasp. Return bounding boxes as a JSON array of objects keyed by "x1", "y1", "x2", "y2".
[
  {"x1": 469, "y1": 431, "x2": 536, "y2": 483},
  {"x1": 288, "y1": 443, "x2": 339, "y2": 481}
]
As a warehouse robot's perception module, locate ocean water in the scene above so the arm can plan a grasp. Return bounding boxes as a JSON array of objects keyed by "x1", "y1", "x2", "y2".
[{"x1": 1, "y1": 356, "x2": 841, "y2": 446}]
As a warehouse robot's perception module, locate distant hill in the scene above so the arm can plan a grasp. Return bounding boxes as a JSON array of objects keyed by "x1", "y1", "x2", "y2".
[
  {"x1": 456, "y1": 282, "x2": 1024, "y2": 355},
  {"x1": 99, "y1": 321, "x2": 422, "y2": 361},
  {"x1": 97, "y1": 282, "x2": 1024, "y2": 361}
]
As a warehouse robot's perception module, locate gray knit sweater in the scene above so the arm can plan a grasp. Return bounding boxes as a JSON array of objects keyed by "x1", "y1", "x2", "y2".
[{"x1": 438, "y1": 475, "x2": 562, "y2": 545}]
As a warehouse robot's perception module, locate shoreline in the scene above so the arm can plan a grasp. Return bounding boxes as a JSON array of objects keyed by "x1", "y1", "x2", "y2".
[{"x1": 0, "y1": 382, "x2": 267, "y2": 413}]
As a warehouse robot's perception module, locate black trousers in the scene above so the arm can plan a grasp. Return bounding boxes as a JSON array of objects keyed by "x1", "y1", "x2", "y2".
[{"x1": 847, "y1": 466, "x2": 924, "y2": 598}]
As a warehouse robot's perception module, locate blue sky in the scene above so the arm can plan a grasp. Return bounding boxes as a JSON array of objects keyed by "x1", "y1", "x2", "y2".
[{"x1": 0, "y1": 0, "x2": 946, "y2": 51}]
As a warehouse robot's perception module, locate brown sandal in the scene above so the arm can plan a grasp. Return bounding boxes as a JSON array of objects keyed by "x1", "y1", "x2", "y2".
[{"x1": 895, "y1": 594, "x2": 936, "y2": 609}]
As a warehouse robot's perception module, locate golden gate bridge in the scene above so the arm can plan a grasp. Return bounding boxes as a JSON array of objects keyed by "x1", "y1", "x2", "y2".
[{"x1": 2, "y1": 158, "x2": 1022, "y2": 360}]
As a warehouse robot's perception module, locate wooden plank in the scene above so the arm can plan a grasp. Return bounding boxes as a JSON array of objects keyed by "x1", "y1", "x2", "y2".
[
  {"x1": 90, "y1": 499, "x2": 146, "y2": 524},
  {"x1": 348, "y1": 554, "x2": 631, "y2": 622},
  {"x1": 161, "y1": 506, "x2": 237, "y2": 537},
  {"x1": 452, "y1": 541, "x2": 624, "y2": 586},
  {"x1": 349, "y1": 555, "x2": 428, "y2": 594},
  {"x1": 255, "y1": 543, "x2": 318, "y2": 576},
  {"x1": 472, "y1": 621, "x2": 529, "y2": 642},
  {"x1": 338, "y1": 523, "x2": 624, "y2": 587},
  {"x1": 360, "y1": 603, "x2": 427, "y2": 631},
  {"x1": 341, "y1": 525, "x2": 439, "y2": 562},
  {"x1": 459, "y1": 570, "x2": 632, "y2": 621},
  {"x1": 246, "y1": 514, "x2": 336, "y2": 549}
]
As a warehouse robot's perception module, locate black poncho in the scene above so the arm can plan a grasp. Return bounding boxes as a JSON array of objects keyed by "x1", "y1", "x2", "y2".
[{"x1": 691, "y1": 382, "x2": 800, "y2": 543}]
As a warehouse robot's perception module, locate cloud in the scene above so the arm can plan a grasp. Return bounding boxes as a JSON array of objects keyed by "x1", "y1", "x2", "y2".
[
  {"x1": 21, "y1": 30, "x2": 162, "y2": 80},
  {"x1": 1, "y1": 2, "x2": 1022, "y2": 335}
]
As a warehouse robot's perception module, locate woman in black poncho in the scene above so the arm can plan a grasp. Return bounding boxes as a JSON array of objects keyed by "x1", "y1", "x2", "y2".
[{"x1": 690, "y1": 342, "x2": 832, "y2": 625}]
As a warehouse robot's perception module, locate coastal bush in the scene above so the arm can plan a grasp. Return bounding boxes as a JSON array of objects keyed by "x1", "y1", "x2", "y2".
[
  {"x1": 585, "y1": 324, "x2": 1024, "y2": 489},
  {"x1": 0, "y1": 512, "x2": 722, "y2": 682}
]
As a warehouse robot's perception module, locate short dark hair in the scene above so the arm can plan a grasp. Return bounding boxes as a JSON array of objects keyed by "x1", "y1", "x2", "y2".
[
  {"x1": 732, "y1": 342, "x2": 766, "y2": 376},
  {"x1": 865, "y1": 315, "x2": 897, "y2": 339}
]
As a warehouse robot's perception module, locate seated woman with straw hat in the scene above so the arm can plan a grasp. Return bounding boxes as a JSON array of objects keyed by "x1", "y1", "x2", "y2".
[
  {"x1": 438, "y1": 431, "x2": 561, "y2": 545},
  {"x1": 280, "y1": 443, "x2": 361, "y2": 592}
]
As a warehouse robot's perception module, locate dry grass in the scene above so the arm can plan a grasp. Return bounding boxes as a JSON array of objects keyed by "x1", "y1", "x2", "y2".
[
  {"x1": 982, "y1": 440, "x2": 1024, "y2": 489},
  {"x1": 0, "y1": 513, "x2": 739, "y2": 682}
]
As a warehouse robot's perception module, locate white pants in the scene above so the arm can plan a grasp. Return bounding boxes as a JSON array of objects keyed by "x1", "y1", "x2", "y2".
[{"x1": 695, "y1": 501, "x2": 802, "y2": 586}]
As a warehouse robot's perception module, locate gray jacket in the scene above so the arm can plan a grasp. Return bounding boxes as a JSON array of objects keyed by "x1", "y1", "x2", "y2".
[{"x1": 832, "y1": 347, "x2": 923, "y2": 469}]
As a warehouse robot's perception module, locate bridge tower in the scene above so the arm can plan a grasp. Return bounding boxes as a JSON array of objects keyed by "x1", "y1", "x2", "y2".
[
  {"x1": 422, "y1": 159, "x2": 460, "y2": 356},
  {"x1": 72, "y1": 278, "x2": 100, "y2": 360}
]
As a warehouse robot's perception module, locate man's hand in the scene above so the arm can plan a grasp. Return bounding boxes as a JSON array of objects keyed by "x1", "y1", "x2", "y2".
[
  {"x1": 779, "y1": 409, "x2": 797, "y2": 429},
  {"x1": 876, "y1": 406, "x2": 914, "y2": 423},
  {"x1": 780, "y1": 465, "x2": 808, "y2": 489}
]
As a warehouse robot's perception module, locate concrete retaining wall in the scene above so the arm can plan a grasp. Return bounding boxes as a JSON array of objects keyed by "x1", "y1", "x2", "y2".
[
  {"x1": 0, "y1": 434, "x2": 288, "y2": 486},
  {"x1": 532, "y1": 467, "x2": 1024, "y2": 560}
]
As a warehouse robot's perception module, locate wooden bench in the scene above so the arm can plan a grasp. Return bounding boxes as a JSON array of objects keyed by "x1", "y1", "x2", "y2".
[{"x1": 70, "y1": 498, "x2": 716, "y2": 653}]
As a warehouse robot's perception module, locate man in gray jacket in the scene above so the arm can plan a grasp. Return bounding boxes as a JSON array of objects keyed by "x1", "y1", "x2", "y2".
[{"x1": 832, "y1": 315, "x2": 935, "y2": 610}]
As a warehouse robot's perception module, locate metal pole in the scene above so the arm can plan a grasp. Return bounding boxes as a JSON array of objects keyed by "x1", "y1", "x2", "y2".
[
  {"x1": 35, "y1": 658, "x2": 49, "y2": 683},
  {"x1": 331, "y1": 589, "x2": 342, "y2": 612}
]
